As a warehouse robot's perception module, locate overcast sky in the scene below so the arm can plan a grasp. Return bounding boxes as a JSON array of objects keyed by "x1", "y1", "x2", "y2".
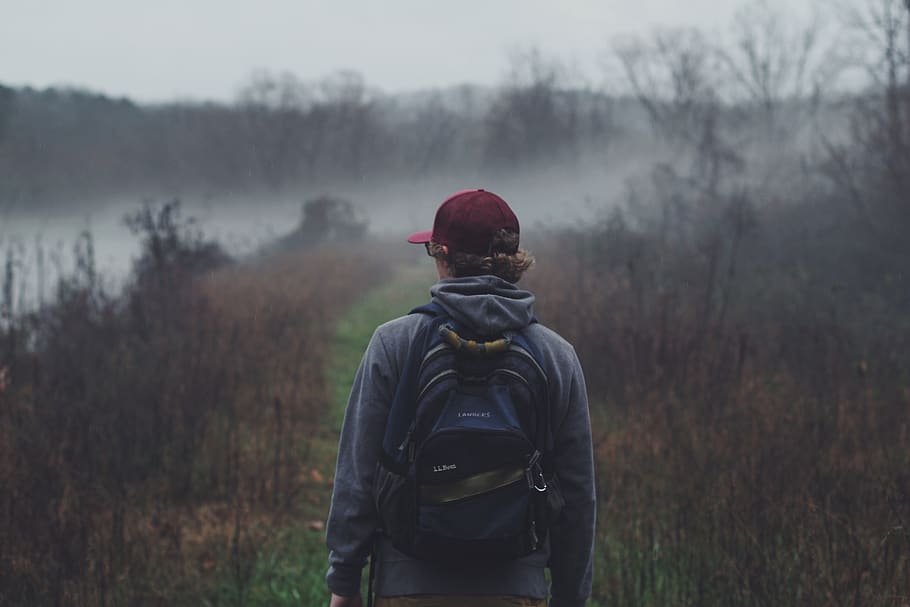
[{"x1": 2, "y1": 0, "x2": 819, "y2": 102}]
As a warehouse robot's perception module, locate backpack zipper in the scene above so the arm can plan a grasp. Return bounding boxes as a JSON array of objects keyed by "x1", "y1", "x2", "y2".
[
  {"x1": 492, "y1": 368, "x2": 531, "y2": 387},
  {"x1": 415, "y1": 368, "x2": 458, "y2": 402},
  {"x1": 508, "y1": 344, "x2": 548, "y2": 384},
  {"x1": 397, "y1": 420, "x2": 416, "y2": 452},
  {"x1": 417, "y1": 343, "x2": 451, "y2": 377}
]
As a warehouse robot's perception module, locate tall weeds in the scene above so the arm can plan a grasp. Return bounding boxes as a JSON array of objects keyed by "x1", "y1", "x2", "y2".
[
  {"x1": 0, "y1": 203, "x2": 386, "y2": 606},
  {"x1": 526, "y1": 197, "x2": 910, "y2": 606}
]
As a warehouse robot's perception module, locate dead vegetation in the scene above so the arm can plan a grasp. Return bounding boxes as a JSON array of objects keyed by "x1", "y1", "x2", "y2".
[{"x1": 0, "y1": 202, "x2": 387, "y2": 605}]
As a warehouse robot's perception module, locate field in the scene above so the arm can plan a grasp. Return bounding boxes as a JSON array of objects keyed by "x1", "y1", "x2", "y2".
[
  {"x1": 526, "y1": 229, "x2": 910, "y2": 606},
  {"x1": 1, "y1": 201, "x2": 907, "y2": 606},
  {"x1": 0, "y1": 205, "x2": 423, "y2": 606},
  {"x1": 2, "y1": 3, "x2": 910, "y2": 599}
]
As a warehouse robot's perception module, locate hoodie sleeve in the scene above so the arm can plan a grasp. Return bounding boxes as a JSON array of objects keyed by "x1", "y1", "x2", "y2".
[
  {"x1": 325, "y1": 327, "x2": 397, "y2": 596},
  {"x1": 548, "y1": 349, "x2": 596, "y2": 607}
]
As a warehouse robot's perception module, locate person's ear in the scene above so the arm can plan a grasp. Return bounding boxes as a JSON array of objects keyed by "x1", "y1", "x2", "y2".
[{"x1": 441, "y1": 245, "x2": 449, "y2": 256}]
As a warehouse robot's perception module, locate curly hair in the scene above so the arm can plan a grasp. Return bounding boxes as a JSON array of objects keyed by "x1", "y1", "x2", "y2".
[{"x1": 427, "y1": 229, "x2": 534, "y2": 283}]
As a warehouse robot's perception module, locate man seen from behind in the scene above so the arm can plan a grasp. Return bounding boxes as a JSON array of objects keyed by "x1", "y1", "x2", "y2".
[{"x1": 326, "y1": 189, "x2": 595, "y2": 607}]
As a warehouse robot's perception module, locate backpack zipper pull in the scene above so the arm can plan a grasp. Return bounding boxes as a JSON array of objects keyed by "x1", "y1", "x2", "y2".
[
  {"x1": 397, "y1": 421, "x2": 416, "y2": 452},
  {"x1": 526, "y1": 450, "x2": 547, "y2": 492}
]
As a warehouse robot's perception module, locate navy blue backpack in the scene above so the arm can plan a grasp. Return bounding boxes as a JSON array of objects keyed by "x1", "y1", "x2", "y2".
[{"x1": 373, "y1": 301, "x2": 562, "y2": 562}]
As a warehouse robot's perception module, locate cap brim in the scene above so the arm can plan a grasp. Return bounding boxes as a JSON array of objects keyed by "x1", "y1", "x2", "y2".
[{"x1": 407, "y1": 229, "x2": 433, "y2": 244}]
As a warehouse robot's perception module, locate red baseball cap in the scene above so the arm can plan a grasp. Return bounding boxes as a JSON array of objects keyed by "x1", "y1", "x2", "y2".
[{"x1": 407, "y1": 189, "x2": 520, "y2": 255}]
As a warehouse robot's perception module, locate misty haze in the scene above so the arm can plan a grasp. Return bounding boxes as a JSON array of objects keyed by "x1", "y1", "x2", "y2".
[{"x1": 1, "y1": 1, "x2": 908, "y2": 605}]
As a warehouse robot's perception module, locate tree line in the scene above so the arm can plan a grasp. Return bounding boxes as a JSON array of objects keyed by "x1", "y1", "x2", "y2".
[{"x1": 0, "y1": 51, "x2": 612, "y2": 207}]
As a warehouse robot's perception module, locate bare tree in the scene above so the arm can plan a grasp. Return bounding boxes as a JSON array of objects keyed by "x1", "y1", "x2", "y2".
[
  {"x1": 406, "y1": 93, "x2": 460, "y2": 176},
  {"x1": 719, "y1": 0, "x2": 839, "y2": 130},
  {"x1": 614, "y1": 29, "x2": 741, "y2": 191},
  {"x1": 236, "y1": 70, "x2": 311, "y2": 188},
  {"x1": 826, "y1": 0, "x2": 910, "y2": 237},
  {"x1": 614, "y1": 2, "x2": 842, "y2": 197},
  {"x1": 316, "y1": 70, "x2": 381, "y2": 178},
  {"x1": 483, "y1": 48, "x2": 583, "y2": 166},
  {"x1": 615, "y1": 29, "x2": 720, "y2": 140},
  {"x1": 233, "y1": 69, "x2": 383, "y2": 184}
]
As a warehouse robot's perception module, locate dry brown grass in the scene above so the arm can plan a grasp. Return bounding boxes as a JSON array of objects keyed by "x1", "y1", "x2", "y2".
[
  {"x1": 525, "y1": 228, "x2": 910, "y2": 606},
  {"x1": 0, "y1": 236, "x2": 389, "y2": 606}
]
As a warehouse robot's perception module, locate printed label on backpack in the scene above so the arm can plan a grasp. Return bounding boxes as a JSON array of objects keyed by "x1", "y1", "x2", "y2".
[{"x1": 432, "y1": 384, "x2": 520, "y2": 433}]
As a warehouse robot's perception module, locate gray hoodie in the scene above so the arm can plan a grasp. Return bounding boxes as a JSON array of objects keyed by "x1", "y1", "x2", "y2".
[{"x1": 326, "y1": 275, "x2": 595, "y2": 607}]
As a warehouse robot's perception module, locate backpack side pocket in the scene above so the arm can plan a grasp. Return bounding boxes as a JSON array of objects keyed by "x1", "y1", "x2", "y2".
[{"x1": 373, "y1": 462, "x2": 416, "y2": 550}]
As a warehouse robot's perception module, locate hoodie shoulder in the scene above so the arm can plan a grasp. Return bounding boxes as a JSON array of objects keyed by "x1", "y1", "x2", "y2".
[
  {"x1": 372, "y1": 313, "x2": 431, "y2": 362},
  {"x1": 374, "y1": 312, "x2": 430, "y2": 337},
  {"x1": 524, "y1": 322, "x2": 577, "y2": 357}
]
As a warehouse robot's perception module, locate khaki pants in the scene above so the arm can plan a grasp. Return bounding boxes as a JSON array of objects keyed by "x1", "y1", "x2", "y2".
[{"x1": 375, "y1": 596, "x2": 545, "y2": 607}]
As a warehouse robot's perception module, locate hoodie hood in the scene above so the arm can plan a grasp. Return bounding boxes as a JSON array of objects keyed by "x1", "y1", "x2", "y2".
[{"x1": 429, "y1": 275, "x2": 536, "y2": 336}]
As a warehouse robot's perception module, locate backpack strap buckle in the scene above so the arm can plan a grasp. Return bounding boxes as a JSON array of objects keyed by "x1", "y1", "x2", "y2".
[{"x1": 526, "y1": 450, "x2": 548, "y2": 492}]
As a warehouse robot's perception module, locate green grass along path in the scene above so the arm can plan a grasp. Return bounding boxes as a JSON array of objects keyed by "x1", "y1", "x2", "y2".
[
  {"x1": 208, "y1": 265, "x2": 433, "y2": 607},
  {"x1": 327, "y1": 264, "x2": 437, "y2": 431}
]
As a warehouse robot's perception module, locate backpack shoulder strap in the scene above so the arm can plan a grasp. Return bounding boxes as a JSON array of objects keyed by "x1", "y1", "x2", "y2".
[
  {"x1": 378, "y1": 301, "x2": 450, "y2": 473},
  {"x1": 509, "y1": 325, "x2": 554, "y2": 461},
  {"x1": 409, "y1": 300, "x2": 446, "y2": 318}
]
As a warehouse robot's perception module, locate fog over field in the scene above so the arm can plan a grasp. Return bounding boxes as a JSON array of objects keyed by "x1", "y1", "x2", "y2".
[
  {"x1": 0, "y1": 0, "x2": 853, "y2": 289},
  {"x1": 0, "y1": 166, "x2": 638, "y2": 288},
  {"x1": 0, "y1": 78, "x2": 831, "y2": 293}
]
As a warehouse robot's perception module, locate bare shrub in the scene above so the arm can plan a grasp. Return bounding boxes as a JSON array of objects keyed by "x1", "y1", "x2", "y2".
[{"x1": 0, "y1": 203, "x2": 387, "y2": 605}]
